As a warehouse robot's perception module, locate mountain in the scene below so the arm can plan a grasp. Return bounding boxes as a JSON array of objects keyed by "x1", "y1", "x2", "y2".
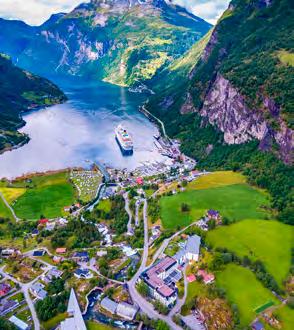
[
  {"x1": 146, "y1": 0, "x2": 294, "y2": 223},
  {"x1": 0, "y1": 0, "x2": 211, "y2": 87},
  {"x1": 0, "y1": 54, "x2": 66, "y2": 153}
]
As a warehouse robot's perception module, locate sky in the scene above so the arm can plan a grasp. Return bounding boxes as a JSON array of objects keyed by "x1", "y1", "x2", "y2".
[{"x1": 0, "y1": 0, "x2": 230, "y2": 26}]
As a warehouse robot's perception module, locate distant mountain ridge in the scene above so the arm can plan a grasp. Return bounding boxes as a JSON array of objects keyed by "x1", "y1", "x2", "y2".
[
  {"x1": 0, "y1": 54, "x2": 66, "y2": 153},
  {"x1": 0, "y1": 0, "x2": 211, "y2": 87}
]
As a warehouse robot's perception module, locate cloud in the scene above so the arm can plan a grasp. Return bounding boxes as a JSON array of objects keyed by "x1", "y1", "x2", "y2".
[
  {"x1": 0, "y1": 0, "x2": 230, "y2": 26},
  {"x1": 170, "y1": 0, "x2": 230, "y2": 24},
  {"x1": 0, "y1": 0, "x2": 89, "y2": 25}
]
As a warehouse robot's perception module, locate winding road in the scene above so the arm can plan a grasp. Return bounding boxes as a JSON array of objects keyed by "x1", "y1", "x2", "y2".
[
  {"x1": 127, "y1": 199, "x2": 182, "y2": 330},
  {"x1": 0, "y1": 191, "x2": 20, "y2": 222}
]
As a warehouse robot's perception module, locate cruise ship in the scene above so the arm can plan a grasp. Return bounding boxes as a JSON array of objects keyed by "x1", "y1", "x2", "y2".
[{"x1": 115, "y1": 124, "x2": 134, "y2": 155}]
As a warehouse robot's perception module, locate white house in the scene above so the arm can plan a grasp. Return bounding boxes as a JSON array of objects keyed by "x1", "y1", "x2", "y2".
[{"x1": 185, "y1": 235, "x2": 201, "y2": 262}]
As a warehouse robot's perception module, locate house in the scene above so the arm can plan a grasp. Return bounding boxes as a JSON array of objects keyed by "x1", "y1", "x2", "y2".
[
  {"x1": 173, "y1": 249, "x2": 186, "y2": 265},
  {"x1": 100, "y1": 297, "x2": 118, "y2": 315},
  {"x1": 42, "y1": 267, "x2": 63, "y2": 284},
  {"x1": 197, "y1": 270, "x2": 215, "y2": 284},
  {"x1": 53, "y1": 256, "x2": 63, "y2": 264},
  {"x1": 56, "y1": 248, "x2": 67, "y2": 254},
  {"x1": 46, "y1": 222, "x2": 56, "y2": 231},
  {"x1": 8, "y1": 316, "x2": 29, "y2": 330},
  {"x1": 116, "y1": 302, "x2": 138, "y2": 320},
  {"x1": 252, "y1": 321, "x2": 264, "y2": 330},
  {"x1": 1, "y1": 248, "x2": 17, "y2": 257},
  {"x1": 141, "y1": 256, "x2": 178, "y2": 307},
  {"x1": 74, "y1": 268, "x2": 92, "y2": 279},
  {"x1": 30, "y1": 282, "x2": 47, "y2": 300},
  {"x1": 59, "y1": 289, "x2": 87, "y2": 330},
  {"x1": 57, "y1": 218, "x2": 68, "y2": 226},
  {"x1": 0, "y1": 300, "x2": 19, "y2": 316},
  {"x1": 136, "y1": 177, "x2": 144, "y2": 185},
  {"x1": 63, "y1": 206, "x2": 71, "y2": 212},
  {"x1": 72, "y1": 251, "x2": 89, "y2": 263},
  {"x1": 207, "y1": 209, "x2": 220, "y2": 220},
  {"x1": 31, "y1": 229, "x2": 39, "y2": 237},
  {"x1": 33, "y1": 250, "x2": 45, "y2": 257},
  {"x1": 187, "y1": 274, "x2": 196, "y2": 283},
  {"x1": 0, "y1": 283, "x2": 11, "y2": 297},
  {"x1": 38, "y1": 218, "x2": 49, "y2": 225},
  {"x1": 96, "y1": 250, "x2": 107, "y2": 257},
  {"x1": 186, "y1": 235, "x2": 201, "y2": 262}
]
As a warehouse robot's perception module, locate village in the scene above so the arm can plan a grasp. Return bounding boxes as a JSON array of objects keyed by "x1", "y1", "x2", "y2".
[{"x1": 0, "y1": 148, "x2": 291, "y2": 330}]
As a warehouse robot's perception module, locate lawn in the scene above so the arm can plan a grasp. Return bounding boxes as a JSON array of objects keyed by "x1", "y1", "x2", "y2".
[
  {"x1": 275, "y1": 306, "x2": 294, "y2": 330},
  {"x1": 12, "y1": 172, "x2": 76, "y2": 220},
  {"x1": 187, "y1": 171, "x2": 246, "y2": 190},
  {"x1": 42, "y1": 313, "x2": 67, "y2": 330},
  {"x1": 216, "y1": 264, "x2": 279, "y2": 326},
  {"x1": 207, "y1": 220, "x2": 293, "y2": 285},
  {"x1": 86, "y1": 321, "x2": 117, "y2": 330},
  {"x1": 160, "y1": 183, "x2": 269, "y2": 229},
  {"x1": 97, "y1": 199, "x2": 112, "y2": 213},
  {"x1": 0, "y1": 197, "x2": 12, "y2": 219},
  {"x1": 0, "y1": 187, "x2": 26, "y2": 203}
]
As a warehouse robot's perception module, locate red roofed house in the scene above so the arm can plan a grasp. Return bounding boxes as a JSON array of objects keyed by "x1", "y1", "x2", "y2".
[
  {"x1": 55, "y1": 248, "x2": 67, "y2": 254},
  {"x1": 0, "y1": 283, "x2": 11, "y2": 297},
  {"x1": 187, "y1": 274, "x2": 196, "y2": 283},
  {"x1": 38, "y1": 218, "x2": 48, "y2": 225},
  {"x1": 136, "y1": 177, "x2": 144, "y2": 185},
  {"x1": 197, "y1": 270, "x2": 215, "y2": 284}
]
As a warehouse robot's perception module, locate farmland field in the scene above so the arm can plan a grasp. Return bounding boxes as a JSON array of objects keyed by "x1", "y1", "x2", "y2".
[
  {"x1": 207, "y1": 219, "x2": 293, "y2": 285},
  {"x1": 11, "y1": 172, "x2": 76, "y2": 220},
  {"x1": 160, "y1": 182, "x2": 270, "y2": 229},
  {"x1": 216, "y1": 264, "x2": 279, "y2": 326}
]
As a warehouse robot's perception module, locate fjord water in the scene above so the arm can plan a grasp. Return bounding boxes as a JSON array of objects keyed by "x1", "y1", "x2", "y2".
[{"x1": 0, "y1": 79, "x2": 166, "y2": 179}]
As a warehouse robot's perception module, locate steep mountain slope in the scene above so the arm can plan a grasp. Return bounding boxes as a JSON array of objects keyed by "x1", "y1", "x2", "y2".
[
  {"x1": 0, "y1": 0, "x2": 211, "y2": 87},
  {"x1": 146, "y1": 0, "x2": 294, "y2": 223},
  {"x1": 0, "y1": 54, "x2": 66, "y2": 153}
]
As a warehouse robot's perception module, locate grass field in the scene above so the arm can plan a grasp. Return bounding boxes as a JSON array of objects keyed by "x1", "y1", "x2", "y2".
[
  {"x1": 207, "y1": 220, "x2": 293, "y2": 285},
  {"x1": 275, "y1": 306, "x2": 294, "y2": 330},
  {"x1": 0, "y1": 197, "x2": 12, "y2": 219},
  {"x1": 12, "y1": 172, "x2": 76, "y2": 220},
  {"x1": 86, "y1": 321, "x2": 117, "y2": 330},
  {"x1": 160, "y1": 183, "x2": 269, "y2": 229},
  {"x1": 0, "y1": 187, "x2": 26, "y2": 203},
  {"x1": 42, "y1": 313, "x2": 67, "y2": 330},
  {"x1": 97, "y1": 199, "x2": 112, "y2": 213},
  {"x1": 216, "y1": 264, "x2": 279, "y2": 326},
  {"x1": 187, "y1": 171, "x2": 246, "y2": 190}
]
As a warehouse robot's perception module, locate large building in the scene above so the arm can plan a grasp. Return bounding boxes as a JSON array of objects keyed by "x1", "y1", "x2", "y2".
[
  {"x1": 173, "y1": 235, "x2": 201, "y2": 264},
  {"x1": 140, "y1": 256, "x2": 178, "y2": 307},
  {"x1": 59, "y1": 289, "x2": 87, "y2": 330}
]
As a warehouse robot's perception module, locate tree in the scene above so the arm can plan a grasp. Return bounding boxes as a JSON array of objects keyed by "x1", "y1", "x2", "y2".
[
  {"x1": 137, "y1": 281, "x2": 149, "y2": 297},
  {"x1": 181, "y1": 203, "x2": 190, "y2": 212},
  {"x1": 156, "y1": 320, "x2": 170, "y2": 330}
]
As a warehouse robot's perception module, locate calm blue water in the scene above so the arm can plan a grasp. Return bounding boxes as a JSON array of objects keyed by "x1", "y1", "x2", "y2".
[{"x1": 0, "y1": 79, "x2": 166, "y2": 179}]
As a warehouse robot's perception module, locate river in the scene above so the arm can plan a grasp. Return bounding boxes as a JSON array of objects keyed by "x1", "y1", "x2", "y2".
[{"x1": 0, "y1": 78, "x2": 167, "y2": 179}]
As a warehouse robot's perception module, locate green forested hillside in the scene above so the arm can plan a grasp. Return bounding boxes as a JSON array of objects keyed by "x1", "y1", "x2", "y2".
[
  {"x1": 0, "y1": 54, "x2": 66, "y2": 152},
  {"x1": 146, "y1": 0, "x2": 294, "y2": 224},
  {"x1": 0, "y1": 0, "x2": 211, "y2": 87}
]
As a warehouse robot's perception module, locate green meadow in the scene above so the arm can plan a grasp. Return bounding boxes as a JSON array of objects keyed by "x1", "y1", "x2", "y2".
[
  {"x1": 216, "y1": 264, "x2": 279, "y2": 326},
  {"x1": 0, "y1": 197, "x2": 12, "y2": 220},
  {"x1": 11, "y1": 172, "x2": 76, "y2": 220},
  {"x1": 207, "y1": 220, "x2": 293, "y2": 285},
  {"x1": 160, "y1": 173, "x2": 270, "y2": 229}
]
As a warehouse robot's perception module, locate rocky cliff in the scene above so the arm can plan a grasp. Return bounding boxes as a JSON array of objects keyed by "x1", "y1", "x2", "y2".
[
  {"x1": 147, "y1": 0, "x2": 294, "y2": 163},
  {"x1": 0, "y1": 0, "x2": 211, "y2": 87}
]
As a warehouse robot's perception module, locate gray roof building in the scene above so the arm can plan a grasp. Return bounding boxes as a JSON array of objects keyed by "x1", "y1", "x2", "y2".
[
  {"x1": 186, "y1": 235, "x2": 201, "y2": 255},
  {"x1": 116, "y1": 302, "x2": 138, "y2": 320},
  {"x1": 100, "y1": 297, "x2": 118, "y2": 315}
]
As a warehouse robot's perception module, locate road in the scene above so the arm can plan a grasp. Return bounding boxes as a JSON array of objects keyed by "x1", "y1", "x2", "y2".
[
  {"x1": 151, "y1": 220, "x2": 199, "y2": 266},
  {"x1": 0, "y1": 261, "x2": 53, "y2": 330},
  {"x1": 135, "y1": 200, "x2": 141, "y2": 227},
  {"x1": 0, "y1": 191, "x2": 20, "y2": 222},
  {"x1": 169, "y1": 263, "x2": 188, "y2": 317},
  {"x1": 124, "y1": 192, "x2": 134, "y2": 235},
  {"x1": 127, "y1": 199, "x2": 182, "y2": 330}
]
